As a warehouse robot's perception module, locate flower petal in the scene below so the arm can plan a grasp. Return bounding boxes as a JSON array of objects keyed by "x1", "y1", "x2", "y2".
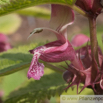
[
  {"x1": 50, "y1": 4, "x2": 74, "y2": 31},
  {"x1": 45, "y1": 41, "x2": 68, "y2": 53},
  {"x1": 100, "y1": 79, "x2": 103, "y2": 89},
  {"x1": 28, "y1": 4, "x2": 75, "y2": 43},
  {"x1": 76, "y1": 0, "x2": 92, "y2": 11},
  {"x1": 28, "y1": 46, "x2": 46, "y2": 80},
  {"x1": 40, "y1": 40, "x2": 76, "y2": 62},
  {"x1": 71, "y1": 34, "x2": 90, "y2": 47},
  {"x1": 0, "y1": 42, "x2": 11, "y2": 52},
  {"x1": 0, "y1": 33, "x2": 8, "y2": 43}
]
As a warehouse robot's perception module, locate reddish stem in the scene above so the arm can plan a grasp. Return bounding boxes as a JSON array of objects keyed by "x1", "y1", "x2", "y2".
[{"x1": 88, "y1": 16, "x2": 99, "y2": 66}]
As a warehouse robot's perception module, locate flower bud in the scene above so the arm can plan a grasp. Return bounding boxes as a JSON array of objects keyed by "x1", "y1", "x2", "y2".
[
  {"x1": 76, "y1": 0, "x2": 103, "y2": 15},
  {"x1": 63, "y1": 70, "x2": 73, "y2": 83}
]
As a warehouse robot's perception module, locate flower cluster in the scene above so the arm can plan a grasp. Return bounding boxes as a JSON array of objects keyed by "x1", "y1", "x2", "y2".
[{"x1": 28, "y1": 2, "x2": 103, "y2": 94}]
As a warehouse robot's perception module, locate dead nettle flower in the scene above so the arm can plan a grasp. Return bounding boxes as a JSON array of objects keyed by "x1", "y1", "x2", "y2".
[
  {"x1": 0, "y1": 33, "x2": 11, "y2": 52},
  {"x1": 63, "y1": 34, "x2": 103, "y2": 94},
  {"x1": 76, "y1": 0, "x2": 103, "y2": 16},
  {"x1": 27, "y1": 4, "x2": 83, "y2": 80}
]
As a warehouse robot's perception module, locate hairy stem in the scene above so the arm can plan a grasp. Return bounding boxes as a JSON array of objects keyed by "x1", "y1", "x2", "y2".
[{"x1": 88, "y1": 17, "x2": 99, "y2": 66}]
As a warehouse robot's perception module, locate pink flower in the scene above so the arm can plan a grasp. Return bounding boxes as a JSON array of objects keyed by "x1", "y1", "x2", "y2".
[
  {"x1": 0, "y1": 33, "x2": 11, "y2": 52},
  {"x1": 28, "y1": 4, "x2": 82, "y2": 80}
]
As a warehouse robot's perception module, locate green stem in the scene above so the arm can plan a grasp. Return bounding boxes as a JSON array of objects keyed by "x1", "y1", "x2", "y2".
[{"x1": 88, "y1": 17, "x2": 99, "y2": 66}]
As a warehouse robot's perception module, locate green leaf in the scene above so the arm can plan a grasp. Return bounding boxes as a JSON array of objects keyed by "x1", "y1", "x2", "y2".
[
  {"x1": 4, "y1": 69, "x2": 67, "y2": 103},
  {"x1": 16, "y1": 6, "x2": 50, "y2": 19},
  {"x1": 66, "y1": 0, "x2": 76, "y2": 4},
  {"x1": 1, "y1": 71, "x2": 27, "y2": 97},
  {"x1": 0, "y1": 43, "x2": 38, "y2": 77},
  {"x1": 0, "y1": 0, "x2": 76, "y2": 16}
]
